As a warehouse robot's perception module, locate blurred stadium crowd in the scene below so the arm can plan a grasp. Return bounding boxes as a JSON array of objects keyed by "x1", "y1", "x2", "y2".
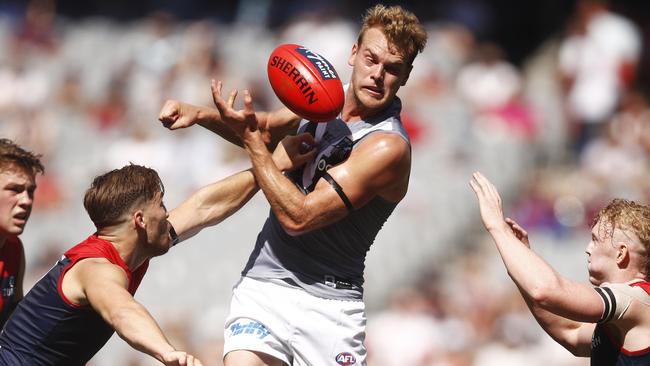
[{"x1": 1, "y1": 0, "x2": 649, "y2": 365}]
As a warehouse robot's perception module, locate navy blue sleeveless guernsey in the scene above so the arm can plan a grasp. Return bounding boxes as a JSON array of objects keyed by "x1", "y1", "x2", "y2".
[
  {"x1": 0, "y1": 235, "x2": 148, "y2": 365},
  {"x1": 591, "y1": 281, "x2": 650, "y2": 365}
]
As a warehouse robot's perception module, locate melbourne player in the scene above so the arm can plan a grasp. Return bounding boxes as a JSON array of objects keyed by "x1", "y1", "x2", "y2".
[
  {"x1": 472, "y1": 172, "x2": 650, "y2": 365},
  {"x1": 0, "y1": 139, "x2": 43, "y2": 327},
  {"x1": 0, "y1": 135, "x2": 314, "y2": 365}
]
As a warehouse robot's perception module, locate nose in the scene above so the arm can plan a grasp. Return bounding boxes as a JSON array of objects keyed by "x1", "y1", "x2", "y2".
[
  {"x1": 17, "y1": 191, "x2": 33, "y2": 207},
  {"x1": 370, "y1": 64, "x2": 384, "y2": 83}
]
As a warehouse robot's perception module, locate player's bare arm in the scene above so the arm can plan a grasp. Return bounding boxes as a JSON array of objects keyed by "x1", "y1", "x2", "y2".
[
  {"x1": 516, "y1": 282, "x2": 596, "y2": 356},
  {"x1": 273, "y1": 133, "x2": 408, "y2": 234},
  {"x1": 213, "y1": 84, "x2": 409, "y2": 234},
  {"x1": 168, "y1": 170, "x2": 259, "y2": 243},
  {"x1": 158, "y1": 86, "x2": 301, "y2": 148},
  {"x1": 471, "y1": 172, "x2": 605, "y2": 353},
  {"x1": 506, "y1": 217, "x2": 595, "y2": 355},
  {"x1": 63, "y1": 259, "x2": 203, "y2": 366},
  {"x1": 168, "y1": 134, "x2": 316, "y2": 242}
]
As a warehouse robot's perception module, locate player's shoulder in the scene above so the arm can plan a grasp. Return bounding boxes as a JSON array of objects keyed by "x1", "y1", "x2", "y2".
[
  {"x1": 354, "y1": 132, "x2": 410, "y2": 162},
  {"x1": 345, "y1": 133, "x2": 411, "y2": 186},
  {"x1": 596, "y1": 280, "x2": 650, "y2": 324},
  {"x1": 602, "y1": 280, "x2": 650, "y2": 298},
  {"x1": 74, "y1": 257, "x2": 125, "y2": 278}
]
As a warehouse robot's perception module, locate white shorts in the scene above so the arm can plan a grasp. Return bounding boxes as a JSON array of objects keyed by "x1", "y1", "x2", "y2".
[{"x1": 223, "y1": 276, "x2": 367, "y2": 366}]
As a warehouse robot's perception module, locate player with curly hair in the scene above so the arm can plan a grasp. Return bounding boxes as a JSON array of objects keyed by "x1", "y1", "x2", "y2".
[{"x1": 471, "y1": 171, "x2": 650, "y2": 365}]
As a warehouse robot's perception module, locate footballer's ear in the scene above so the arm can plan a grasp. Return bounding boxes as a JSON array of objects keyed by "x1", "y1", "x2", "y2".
[
  {"x1": 615, "y1": 242, "x2": 630, "y2": 267},
  {"x1": 133, "y1": 210, "x2": 146, "y2": 230},
  {"x1": 348, "y1": 43, "x2": 359, "y2": 66}
]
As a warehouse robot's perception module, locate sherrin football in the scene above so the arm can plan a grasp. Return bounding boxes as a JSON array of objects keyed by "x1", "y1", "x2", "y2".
[{"x1": 267, "y1": 44, "x2": 344, "y2": 122}]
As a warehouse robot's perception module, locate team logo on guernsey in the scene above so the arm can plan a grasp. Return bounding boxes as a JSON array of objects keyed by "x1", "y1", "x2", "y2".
[
  {"x1": 229, "y1": 321, "x2": 270, "y2": 339},
  {"x1": 295, "y1": 47, "x2": 339, "y2": 80},
  {"x1": 2, "y1": 276, "x2": 15, "y2": 297},
  {"x1": 307, "y1": 136, "x2": 352, "y2": 192},
  {"x1": 591, "y1": 332, "x2": 601, "y2": 349},
  {"x1": 335, "y1": 352, "x2": 356, "y2": 365}
]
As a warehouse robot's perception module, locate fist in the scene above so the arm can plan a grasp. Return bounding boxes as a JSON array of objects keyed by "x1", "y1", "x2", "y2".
[{"x1": 159, "y1": 100, "x2": 197, "y2": 130}]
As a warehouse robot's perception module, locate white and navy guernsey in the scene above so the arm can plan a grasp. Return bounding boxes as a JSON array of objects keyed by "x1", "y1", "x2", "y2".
[
  {"x1": 0, "y1": 235, "x2": 148, "y2": 366},
  {"x1": 241, "y1": 95, "x2": 410, "y2": 301},
  {"x1": 591, "y1": 280, "x2": 650, "y2": 365}
]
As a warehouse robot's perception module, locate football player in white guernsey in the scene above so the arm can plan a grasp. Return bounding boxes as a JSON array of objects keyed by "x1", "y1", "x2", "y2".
[
  {"x1": 471, "y1": 172, "x2": 650, "y2": 365},
  {"x1": 158, "y1": 5, "x2": 427, "y2": 366}
]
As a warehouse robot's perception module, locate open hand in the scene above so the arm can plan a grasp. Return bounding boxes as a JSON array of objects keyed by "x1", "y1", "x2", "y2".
[
  {"x1": 469, "y1": 172, "x2": 507, "y2": 233},
  {"x1": 210, "y1": 80, "x2": 259, "y2": 137}
]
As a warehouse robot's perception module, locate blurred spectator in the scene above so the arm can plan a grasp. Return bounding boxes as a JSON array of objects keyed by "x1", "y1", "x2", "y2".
[
  {"x1": 558, "y1": 0, "x2": 641, "y2": 153},
  {"x1": 12, "y1": 0, "x2": 59, "y2": 54},
  {"x1": 457, "y1": 43, "x2": 521, "y2": 112},
  {"x1": 366, "y1": 286, "x2": 445, "y2": 366},
  {"x1": 457, "y1": 42, "x2": 536, "y2": 140},
  {"x1": 91, "y1": 70, "x2": 129, "y2": 131},
  {"x1": 580, "y1": 90, "x2": 649, "y2": 201}
]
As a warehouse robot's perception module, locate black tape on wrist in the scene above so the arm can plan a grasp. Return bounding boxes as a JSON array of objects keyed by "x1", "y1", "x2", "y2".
[{"x1": 169, "y1": 224, "x2": 180, "y2": 246}]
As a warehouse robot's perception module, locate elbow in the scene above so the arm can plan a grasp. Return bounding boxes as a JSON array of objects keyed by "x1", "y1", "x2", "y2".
[
  {"x1": 274, "y1": 200, "x2": 322, "y2": 235},
  {"x1": 568, "y1": 346, "x2": 588, "y2": 357},
  {"x1": 561, "y1": 340, "x2": 590, "y2": 357},
  {"x1": 278, "y1": 218, "x2": 310, "y2": 236},
  {"x1": 276, "y1": 210, "x2": 314, "y2": 235},
  {"x1": 527, "y1": 284, "x2": 553, "y2": 306},
  {"x1": 513, "y1": 274, "x2": 557, "y2": 308}
]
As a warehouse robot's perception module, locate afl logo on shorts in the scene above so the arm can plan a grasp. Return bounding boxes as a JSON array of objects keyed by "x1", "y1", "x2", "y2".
[{"x1": 335, "y1": 352, "x2": 356, "y2": 365}]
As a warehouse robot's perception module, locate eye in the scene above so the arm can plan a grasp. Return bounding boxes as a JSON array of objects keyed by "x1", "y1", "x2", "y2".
[
  {"x1": 386, "y1": 66, "x2": 401, "y2": 75},
  {"x1": 7, "y1": 186, "x2": 22, "y2": 194}
]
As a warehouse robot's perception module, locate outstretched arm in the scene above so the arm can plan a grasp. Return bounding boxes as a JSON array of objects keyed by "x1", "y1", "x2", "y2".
[
  {"x1": 470, "y1": 172, "x2": 601, "y2": 355},
  {"x1": 158, "y1": 82, "x2": 302, "y2": 149},
  {"x1": 505, "y1": 218, "x2": 595, "y2": 356},
  {"x1": 72, "y1": 259, "x2": 203, "y2": 366},
  {"x1": 168, "y1": 134, "x2": 317, "y2": 242}
]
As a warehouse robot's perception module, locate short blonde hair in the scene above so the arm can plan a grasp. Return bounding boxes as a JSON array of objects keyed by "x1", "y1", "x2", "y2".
[
  {"x1": 593, "y1": 199, "x2": 650, "y2": 278},
  {"x1": 357, "y1": 4, "x2": 428, "y2": 66}
]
